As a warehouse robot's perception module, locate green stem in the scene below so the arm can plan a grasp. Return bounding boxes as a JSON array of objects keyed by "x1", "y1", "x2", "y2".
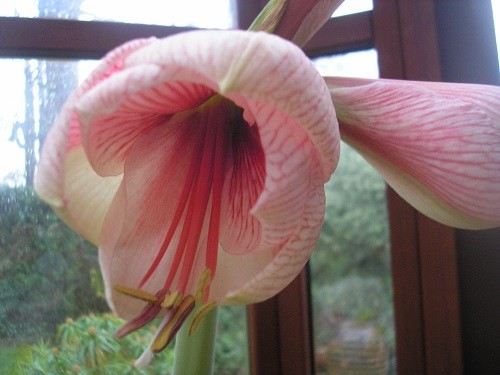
[
  {"x1": 172, "y1": 306, "x2": 219, "y2": 375},
  {"x1": 248, "y1": 0, "x2": 287, "y2": 33}
]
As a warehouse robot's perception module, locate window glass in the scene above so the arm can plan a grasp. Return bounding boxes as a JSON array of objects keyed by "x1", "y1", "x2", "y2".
[
  {"x1": 0, "y1": 58, "x2": 248, "y2": 374},
  {"x1": 0, "y1": 0, "x2": 235, "y2": 29},
  {"x1": 311, "y1": 50, "x2": 397, "y2": 374},
  {"x1": 313, "y1": 49, "x2": 378, "y2": 78},
  {"x1": 333, "y1": 0, "x2": 373, "y2": 18}
]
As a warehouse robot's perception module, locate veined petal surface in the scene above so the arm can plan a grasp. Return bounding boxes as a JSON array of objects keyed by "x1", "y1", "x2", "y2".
[{"x1": 327, "y1": 77, "x2": 500, "y2": 229}]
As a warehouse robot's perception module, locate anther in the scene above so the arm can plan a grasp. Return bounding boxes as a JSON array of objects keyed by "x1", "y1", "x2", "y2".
[
  {"x1": 161, "y1": 291, "x2": 182, "y2": 308},
  {"x1": 152, "y1": 295, "x2": 196, "y2": 352},
  {"x1": 114, "y1": 285, "x2": 158, "y2": 303},
  {"x1": 195, "y1": 268, "x2": 212, "y2": 302}
]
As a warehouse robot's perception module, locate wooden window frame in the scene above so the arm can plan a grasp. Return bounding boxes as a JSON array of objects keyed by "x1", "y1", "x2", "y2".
[{"x1": 1, "y1": 1, "x2": 498, "y2": 374}]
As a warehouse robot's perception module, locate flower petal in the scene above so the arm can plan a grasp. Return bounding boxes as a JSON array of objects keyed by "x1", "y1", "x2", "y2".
[
  {"x1": 35, "y1": 38, "x2": 155, "y2": 242},
  {"x1": 219, "y1": 122, "x2": 265, "y2": 255},
  {"x1": 60, "y1": 148, "x2": 121, "y2": 245},
  {"x1": 327, "y1": 77, "x2": 500, "y2": 229},
  {"x1": 213, "y1": 144, "x2": 326, "y2": 304},
  {"x1": 77, "y1": 67, "x2": 213, "y2": 176}
]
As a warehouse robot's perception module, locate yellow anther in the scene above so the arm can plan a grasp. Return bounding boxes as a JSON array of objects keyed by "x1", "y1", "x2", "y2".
[
  {"x1": 161, "y1": 291, "x2": 182, "y2": 308},
  {"x1": 188, "y1": 301, "x2": 217, "y2": 336},
  {"x1": 114, "y1": 284, "x2": 158, "y2": 303},
  {"x1": 195, "y1": 268, "x2": 212, "y2": 302},
  {"x1": 152, "y1": 295, "x2": 196, "y2": 352}
]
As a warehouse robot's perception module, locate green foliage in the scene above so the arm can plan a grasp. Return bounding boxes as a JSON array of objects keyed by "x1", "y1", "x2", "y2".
[
  {"x1": 0, "y1": 346, "x2": 31, "y2": 374},
  {"x1": 214, "y1": 306, "x2": 249, "y2": 375},
  {"x1": 13, "y1": 308, "x2": 248, "y2": 375},
  {"x1": 0, "y1": 186, "x2": 108, "y2": 342},
  {"x1": 15, "y1": 313, "x2": 174, "y2": 375}
]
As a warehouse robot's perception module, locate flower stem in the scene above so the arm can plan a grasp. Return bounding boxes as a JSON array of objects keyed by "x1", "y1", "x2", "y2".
[{"x1": 172, "y1": 306, "x2": 219, "y2": 375}]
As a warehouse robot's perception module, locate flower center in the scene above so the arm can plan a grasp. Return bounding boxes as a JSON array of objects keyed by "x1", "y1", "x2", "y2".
[{"x1": 113, "y1": 95, "x2": 243, "y2": 359}]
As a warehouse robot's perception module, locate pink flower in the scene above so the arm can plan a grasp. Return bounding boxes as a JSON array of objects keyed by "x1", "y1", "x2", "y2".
[
  {"x1": 326, "y1": 77, "x2": 500, "y2": 229},
  {"x1": 35, "y1": 30, "x2": 339, "y2": 364}
]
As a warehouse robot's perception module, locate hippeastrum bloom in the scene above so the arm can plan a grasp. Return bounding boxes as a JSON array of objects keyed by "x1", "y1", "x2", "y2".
[
  {"x1": 326, "y1": 77, "x2": 500, "y2": 229},
  {"x1": 35, "y1": 30, "x2": 339, "y2": 365}
]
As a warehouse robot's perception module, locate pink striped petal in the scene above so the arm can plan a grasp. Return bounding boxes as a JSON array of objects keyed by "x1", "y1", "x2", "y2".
[
  {"x1": 78, "y1": 69, "x2": 213, "y2": 176},
  {"x1": 35, "y1": 38, "x2": 155, "y2": 244},
  {"x1": 326, "y1": 77, "x2": 500, "y2": 229},
  {"x1": 213, "y1": 141, "x2": 326, "y2": 304}
]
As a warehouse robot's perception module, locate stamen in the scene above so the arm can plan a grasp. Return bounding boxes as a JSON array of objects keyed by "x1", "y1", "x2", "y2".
[
  {"x1": 188, "y1": 301, "x2": 217, "y2": 336},
  {"x1": 176, "y1": 107, "x2": 218, "y2": 293},
  {"x1": 205, "y1": 104, "x2": 228, "y2": 279},
  {"x1": 161, "y1": 291, "x2": 182, "y2": 309},
  {"x1": 114, "y1": 284, "x2": 158, "y2": 303},
  {"x1": 115, "y1": 303, "x2": 162, "y2": 339},
  {"x1": 139, "y1": 113, "x2": 207, "y2": 288},
  {"x1": 152, "y1": 295, "x2": 196, "y2": 352},
  {"x1": 195, "y1": 268, "x2": 212, "y2": 302}
]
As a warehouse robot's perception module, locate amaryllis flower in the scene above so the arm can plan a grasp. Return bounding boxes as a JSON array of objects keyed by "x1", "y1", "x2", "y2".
[
  {"x1": 35, "y1": 30, "x2": 339, "y2": 365},
  {"x1": 326, "y1": 77, "x2": 500, "y2": 229}
]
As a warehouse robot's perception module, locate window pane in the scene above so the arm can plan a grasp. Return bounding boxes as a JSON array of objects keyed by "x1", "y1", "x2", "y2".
[
  {"x1": 311, "y1": 51, "x2": 396, "y2": 374},
  {"x1": 492, "y1": 0, "x2": 500, "y2": 68},
  {"x1": 0, "y1": 58, "x2": 248, "y2": 374},
  {"x1": 0, "y1": 0, "x2": 235, "y2": 29},
  {"x1": 333, "y1": 0, "x2": 373, "y2": 18},
  {"x1": 313, "y1": 49, "x2": 378, "y2": 78}
]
